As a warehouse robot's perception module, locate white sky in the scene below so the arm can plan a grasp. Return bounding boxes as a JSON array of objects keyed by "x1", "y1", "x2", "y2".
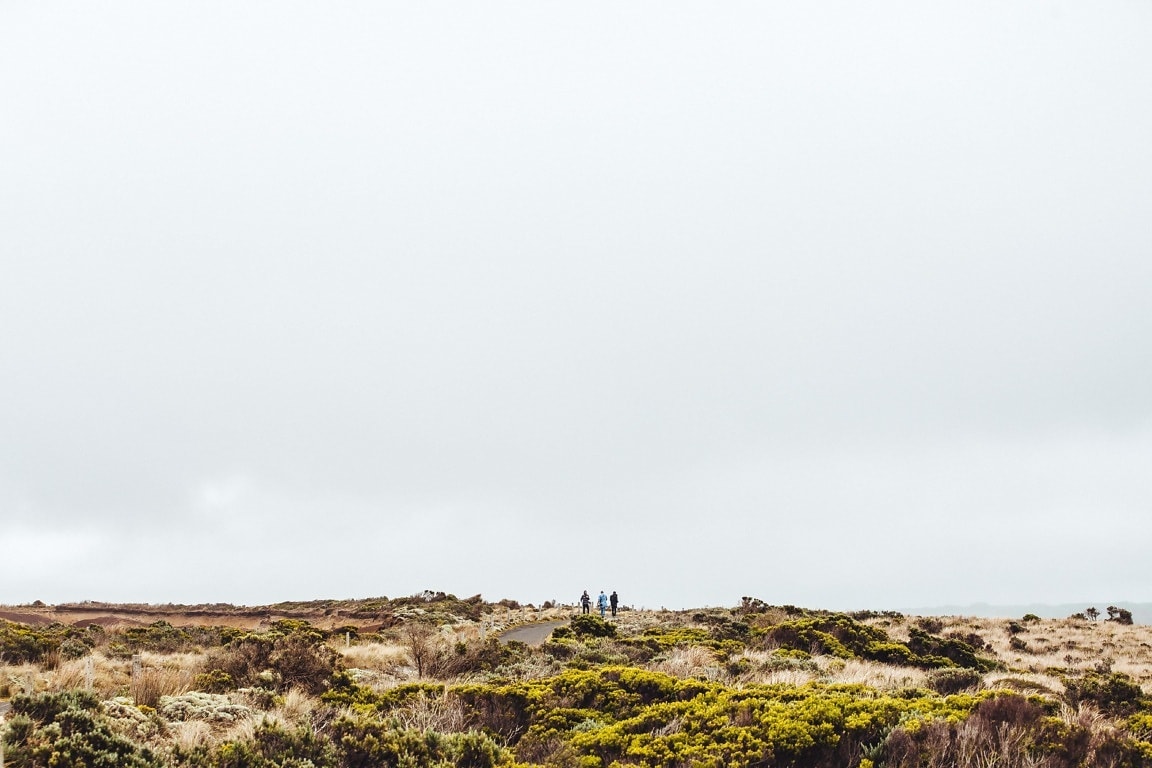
[{"x1": 2, "y1": 2, "x2": 1150, "y2": 612}]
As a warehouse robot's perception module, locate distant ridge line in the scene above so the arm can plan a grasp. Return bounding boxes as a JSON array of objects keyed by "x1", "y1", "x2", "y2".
[{"x1": 902, "y1": 602, "x2": 1152, "y2": 625}]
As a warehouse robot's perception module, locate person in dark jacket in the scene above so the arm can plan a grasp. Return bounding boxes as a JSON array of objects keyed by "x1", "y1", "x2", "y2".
[
  {"x1": 580, "y1": 590, "x2": 591, "y2": 614},
  {"x1": 609, "y1": 590, "x2": 618, "y2": 617}
]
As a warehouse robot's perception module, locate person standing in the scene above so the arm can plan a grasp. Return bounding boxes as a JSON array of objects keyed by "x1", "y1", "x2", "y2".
[
  {"x1": 597, "y1": 590, "x2": 608, "y2": 618},
  {"x1": 580, "y1": 590, "x2": 591, "y2": 614},
  {"x1": 609, "y1": 590, "x2": 618, "y2": 617}
]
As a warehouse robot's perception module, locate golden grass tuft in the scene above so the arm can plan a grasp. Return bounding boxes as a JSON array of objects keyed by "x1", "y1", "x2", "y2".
[
  {"x1": 167, "y1": 718, "x2": 216, "y2": 751},
  {"x1": 650, "y1": 646, "x2": 720, "y2": 680},
  {"x1": 338, "y1": 641, "x2": 409, "y2": 673},
  {"x1": 129, "y1": 652, "x2": 201, "y2": 708},
  {"x1": 273, "y1": 687, "x2": 315, "y2": 726},
  {"x1": 388, "y1": 689, "x2": 467, "y2": 733},
  {"x1": 818, "y1": 658, "x2": 929, "y2": 691}
]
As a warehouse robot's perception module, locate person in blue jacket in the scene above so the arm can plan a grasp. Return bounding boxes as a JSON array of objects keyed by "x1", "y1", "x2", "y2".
[{"x1": 597, "y1": 590, "x2": 609, "y2": 617}]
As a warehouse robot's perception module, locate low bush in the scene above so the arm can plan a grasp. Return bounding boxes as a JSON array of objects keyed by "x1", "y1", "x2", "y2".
[
  {"x1": 927, "y1": 667, "x2": 983, "y2": 694},
  {"x1": 3, "y1": 690, "x2": 164, "y2": 768},
  {"x1": 568, "y1": 615, "x2": 617, "y2": 639},
  {"x1": 905, "y1": 627, "x2": 995, "y2": 671},
  {"x1": 881, "y1": 693, "x2": 1148, "y2": 768},
  {"x1": 330, "y1": 717, "x2": 506, "y2": 768},
  {"x1": 173, "y1": 719, "x2": 338, "y2": 768},
  {"x1": 1064, "y1": 671, "x2": 1147, "y2": 716},
  {"x1": 0, "y1": 620, "x2": 98, "y2": 665},
  {"x1": 198, "y1": 623, "x2": 342, "y2": 695}
]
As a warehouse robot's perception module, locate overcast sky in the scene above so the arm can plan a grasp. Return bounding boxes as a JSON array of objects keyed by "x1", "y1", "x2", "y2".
[{"x1": 2, "y1": 2, "x2": 1150, "y2": 613}]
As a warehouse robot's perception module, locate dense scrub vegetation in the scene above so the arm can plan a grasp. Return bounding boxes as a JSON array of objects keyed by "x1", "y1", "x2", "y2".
[{"x1": 3, "y1": 596, "x2": 1152, "y2": 767}]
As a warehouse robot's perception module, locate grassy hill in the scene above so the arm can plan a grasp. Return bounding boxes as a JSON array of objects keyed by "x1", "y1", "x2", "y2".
[{"x1": 2, "y1": 594, "x2": 1151, "y2": 767}]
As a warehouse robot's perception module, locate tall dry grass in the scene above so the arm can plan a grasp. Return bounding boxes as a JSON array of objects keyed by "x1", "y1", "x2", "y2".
[
  {"x1": 387, "y1": 689, "x2": 467, "y2": 733},
  {"x1": 338, "y1": 640, "x2": 408, "y2": 670},
  {"x1": 0, "y1": 661, "x2": 41, "y2": 697},
  {"x1": 817, "y1": 658, "x2": 930, "y2": 690},
  {"x1": 135, "y1": 652, "x2": 202, "y2": 706},
  {"x1": 650, "y1": 646, "x2": 721, "y2": 680}
]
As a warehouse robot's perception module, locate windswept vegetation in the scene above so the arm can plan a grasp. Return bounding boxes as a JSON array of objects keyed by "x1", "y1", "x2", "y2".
[{"x1": 2, "y1": 595, "x2": 1151, "y2": 766}]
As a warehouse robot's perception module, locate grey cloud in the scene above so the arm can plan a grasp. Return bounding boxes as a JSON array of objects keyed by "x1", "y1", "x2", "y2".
[{"x1": 2, "y1": 2, "x2": 1151, "y2": 609}]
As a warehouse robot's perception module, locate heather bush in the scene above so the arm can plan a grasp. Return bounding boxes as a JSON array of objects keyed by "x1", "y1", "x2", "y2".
[{"x1": 199, "y1": 624, "x2": 342, "y2": 695}]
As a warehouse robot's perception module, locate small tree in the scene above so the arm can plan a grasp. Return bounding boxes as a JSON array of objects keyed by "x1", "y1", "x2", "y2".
[
  {"x1": 402, "y1": 621, "x2": 446, "y2": 678},
  {"x1": 1106, "y1": 607, "x2": 1134, "y2": 625},
  {"x1": 1085, "y1": 607, "x2": 1100, "y2": 621}
]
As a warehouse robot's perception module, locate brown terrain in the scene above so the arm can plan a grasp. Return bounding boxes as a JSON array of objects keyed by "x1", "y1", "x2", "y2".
[{"x1": 0, "y1": 600, "x2": 410, "y2": 632}]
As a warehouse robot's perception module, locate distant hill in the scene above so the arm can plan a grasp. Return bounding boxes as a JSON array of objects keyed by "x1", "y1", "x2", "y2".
[{"x1": 903, "y1": 602, "x2": 1152, "y2": 625}]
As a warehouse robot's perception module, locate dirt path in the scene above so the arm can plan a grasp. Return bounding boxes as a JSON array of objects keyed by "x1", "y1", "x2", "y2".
[{"x1": 497, "y1": 619, "x2": 569, "y2": 646}]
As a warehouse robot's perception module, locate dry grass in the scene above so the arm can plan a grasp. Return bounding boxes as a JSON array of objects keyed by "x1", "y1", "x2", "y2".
[
  {"x1": 338, "y1": 639, "x2": 414, "y2": 688},
  {"x1": 130, "y1": 652, "x2": 200, "y2": 707},
  {"x1": 0, "y1": 661, "x2": 42, "y2": 696},
  {"x1": 982, "y1": 670, "x2": 1065, "y2": 697},
  {"x1": 818, "y1": 658, "x2": 930, "y2": 690},
  {"x1": 650, "y1": 646, "x2": 721, "y2": 680},
  {"x1": 869, "y1": 614, "x2": 1152, "y2": 697},
  {"x1": 274, "y1": 687, "x2": 315, "y2": 725},
  {"x1": 167, "y1": 718, "x2": 216, "y2": 751},
  {"x1": 388, "y1": 689, "x2": 467, "y2": 732}
]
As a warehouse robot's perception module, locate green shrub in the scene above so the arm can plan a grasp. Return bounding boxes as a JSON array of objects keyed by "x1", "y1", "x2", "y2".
[
  {"x1": 200, "y1": 624, "x2": 342, "y2": 695},
  {"x1": 58, "y1": 637, "x2": 92, "y2": 659},
  {"x1": 865, "y1": 642, "x2": 917, "y2": 666},
  {"x1": 1064, "y1": 671, "x2": 1147, "y2": 715},
  {"x1": 945, "y1": 629, "x2": 989, "y2": 651},
  {"x1": 0, "y1": 620, "x2": 93, "y2": 665},
  {"x1": 193, "y1": 668, "x2": 236, "y2": 693},
  {"x1": 5, "y1": 690, "x2": 164, "y2": 768},
  {"x1": 927, "y1": 668, "x2": 983, "y2": 694},
  {"x1": 175, "y1": 719, "x2": 337, "y2": 768},
  {"x1": 329, "y1": 716, "x2": 506, "y2": 768},
  {"x1": 1108, "y1": 607, "x2": 1136, "y2": 625},
  {"x1": 905, "y1": 627, "x2": 995, "y2": 670},
  {"x1": 118, "y1": 621, "x2": 233, "y2": 654},
  {"x1": 916, "y1": 617, "x2": 945, "y2": 634},
  {"x1": 568, "y1": 615, "x2": 617, "y2": 639}
]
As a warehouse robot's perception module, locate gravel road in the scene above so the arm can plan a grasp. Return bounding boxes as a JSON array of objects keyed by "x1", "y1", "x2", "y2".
[{"x1": 497, "y1": 619, "x2": 569, "y2": 646}]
